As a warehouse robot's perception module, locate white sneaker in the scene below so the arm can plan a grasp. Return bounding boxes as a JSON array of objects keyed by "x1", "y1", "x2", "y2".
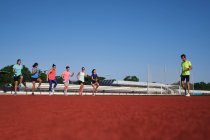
[
  {"x1": 49, "y1": 92, "x2": 52, "y2": 96},
  {"x1": 186, "y1": 94, "x2": 191, "y2": 97},
  {"x1": 64, "y1": 90, "x2": 68, "y2": 96}
]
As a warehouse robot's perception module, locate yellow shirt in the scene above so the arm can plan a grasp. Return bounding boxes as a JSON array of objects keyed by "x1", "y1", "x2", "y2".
[{"x1": 181, "y1": 60, "x2": 192, "y2": 76}]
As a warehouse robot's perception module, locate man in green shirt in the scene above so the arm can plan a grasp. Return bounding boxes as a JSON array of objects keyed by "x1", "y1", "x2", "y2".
[{"x1": 181, "y1": 54, "x2": 192, "y2": 97}]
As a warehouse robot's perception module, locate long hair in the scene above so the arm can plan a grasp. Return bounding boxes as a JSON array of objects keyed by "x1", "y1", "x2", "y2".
[{"x1": 92, "y1": 69, "x2": 96, "y2": 74}]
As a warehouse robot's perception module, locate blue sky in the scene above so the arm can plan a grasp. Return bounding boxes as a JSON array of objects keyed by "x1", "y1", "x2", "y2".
[{"x1": 0, "y1": 0, "x2": 210, "y2": 83}]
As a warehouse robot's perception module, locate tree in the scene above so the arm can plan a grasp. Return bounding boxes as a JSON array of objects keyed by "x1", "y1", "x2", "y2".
[
  {"x1": 0, "y1": 65, "x2": 31, "y2": 87},
  {"x1": 56, "y1": 76, "x2": 63, "y2": 84},
  {"x1": 123, "y1": 76, "x2": 139, "y2": 82},
  {"x1": 39, "y1": 71, "x2": 47, "y2": 83},
  {"x1": 0, "y1": 65, "x2": 47, "y2": 87},
  {"x1": 194, "y1": 82, "x2": 210, "y2": 90}
]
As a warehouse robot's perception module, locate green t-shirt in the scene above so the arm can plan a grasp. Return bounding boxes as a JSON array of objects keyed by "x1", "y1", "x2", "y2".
[
  {"x1": 13, "y1": 64, "x2": 23, "y2": 76},
  {"x1": 181, "y1": 60, "x2": 192, "y2": 76}
]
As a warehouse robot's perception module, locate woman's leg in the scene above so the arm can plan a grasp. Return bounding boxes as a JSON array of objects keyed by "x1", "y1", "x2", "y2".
[
  {"x1": 64, "y1": 82, "x2": 68, "y2": 94},
  {"x1": 49, "y1": 80, "x2": 53, "y2": 92},
  {"x1": 37, "y1": 78, "x2": 42, "y2": 88},
  {"x1": 32, "y1": 81, "x2": 35, "y2": 94},
  {"x1": 53, "y1": 80, "x2": 58, "y2": 89},
  {"x1": 80, "y1": 83, "x2": 84, "y2": 95},
  {"x1": 20, "y1": 76, "x2": 23, "y2": 86},
  {"x1": 14, "y1": 81, "x2": 18, "y2": 93},
  {"x1": 92, "y1": 84, "x2": 95, "y2": 95}
]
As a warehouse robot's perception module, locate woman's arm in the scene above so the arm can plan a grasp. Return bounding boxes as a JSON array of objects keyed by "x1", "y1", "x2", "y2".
[
  {"x1": 91, "y1": 75, "x2": 95, "y2": 81},
  {"x1": 32, "y1": 68, "x2": 35, "y2": 75}
]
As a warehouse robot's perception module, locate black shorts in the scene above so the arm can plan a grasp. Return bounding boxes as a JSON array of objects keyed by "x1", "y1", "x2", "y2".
[
  {"x1": 14, "y1": 76, "x2": 21, "y2": 81},
  {"x1": 78, "y1": 80, "x2": 85, "y2": 85},
  {"x1": 181, "y1": 75, "x2": 190, "y2": 82},
  {"x1": 92, "y1": 81, "x2": 96, "y2": 84},
  {"x1": 31, "y1": 78, "x2": 38, "y2": 82}
]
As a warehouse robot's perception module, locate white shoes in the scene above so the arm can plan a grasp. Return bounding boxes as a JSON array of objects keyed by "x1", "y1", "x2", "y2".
[
  {"x1": 49, "y1": 88, "x2": 55, "y2": 96},
  {"x1": 64, "y1": 90, "x2": 68, "y2": 96},
  {"x1": 186, "y1": 93, "x2": 191, "y2": 97}
]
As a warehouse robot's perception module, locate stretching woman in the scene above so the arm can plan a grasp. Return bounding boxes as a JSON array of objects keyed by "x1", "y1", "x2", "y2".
[
  {"x1": 31, "y1": 63, "x2": 42, "y2": 95},
  {"x1": 47, "y1": 64, "x2": 57, "y2": 96},
  {"x1": 13, "y1": 59, "x2": 23, "y2": 95},
  {"x1": 77, "y1": 67, "x2": 87, "y2": 96},
  {"x1": 62, "y1": 66, "x2": 74, "y2": 96},
  {"x1": 91, "y1": 69, "x2": 100, "y2": 96}
]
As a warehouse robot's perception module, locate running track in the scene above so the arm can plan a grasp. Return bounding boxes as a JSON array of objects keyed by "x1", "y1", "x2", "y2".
[{"x1": 0, "y1": 96, "x2": 210, "y2": 140}]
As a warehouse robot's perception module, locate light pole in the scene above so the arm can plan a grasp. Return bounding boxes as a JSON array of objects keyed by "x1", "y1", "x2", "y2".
[{"x1": 147, "y1": 64, "x2": 150, "y2": 94}]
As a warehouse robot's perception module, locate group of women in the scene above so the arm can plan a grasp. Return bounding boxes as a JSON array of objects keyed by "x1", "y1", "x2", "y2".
[{"x1": 13, "y1": 59, "x2": 100, "y2": 96}]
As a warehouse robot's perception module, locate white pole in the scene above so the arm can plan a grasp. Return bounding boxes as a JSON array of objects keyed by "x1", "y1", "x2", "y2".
[
  {"x1": 147, "y1": 64, "x2": 150, "y2": 94},
  {"x1": 164, "y1": 65, "x2": 166, "y2": 86},
  {"x1": 164, "y1": 65, "x2": 167, "y2": 93},
  {"x1": 179, "y1": 67, "x2": 182, "y2": 95},
  {"x1": 192, "y1": 71, "x2": 194, "y2": 91}
]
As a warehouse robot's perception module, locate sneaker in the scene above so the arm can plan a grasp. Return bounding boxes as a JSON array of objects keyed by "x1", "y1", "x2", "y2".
[
  {"x1": 32, "y1": 92, "x2": 34, "y2": 96},
  {"x1": 65, "y1": 90, "x2": 68, "y2": 96},
  {"x1": 186, "y1": 94, "x2": 191, "y2": 97},
  {"x1": 14, "y1": 91, "x2": 17, "y2": 96},
  {"x1": 49, "y1": 92, "x2": 52, "y2": 96}
]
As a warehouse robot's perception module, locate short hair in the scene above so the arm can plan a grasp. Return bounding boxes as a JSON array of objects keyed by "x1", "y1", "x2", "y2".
[
  {"x1": 181, "y1": 54, "x2": 186, "y2": 58},
  {"x1": 66, "y1": 66, "x2": 70, "y2": 69},
  {"x1": 33, "y1": 63, "x2": 38, "y2": 68},
  {"x1": 52, "y1": 64, "x2": 56, "y2": 67},
  {"x1": 17, "y1": 59, "x2": 21, "y2": 64}
]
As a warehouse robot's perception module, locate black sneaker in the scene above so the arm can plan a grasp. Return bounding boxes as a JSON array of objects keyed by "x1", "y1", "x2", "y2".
[{"x1": 32, "y1": 92, "x2": 35, "y2": 96}]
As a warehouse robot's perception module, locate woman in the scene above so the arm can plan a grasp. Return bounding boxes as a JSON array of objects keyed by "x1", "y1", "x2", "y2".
[
  {"x1": 62, "y1": 66, "x2": 74, "y2": 96},
  {"x1": 31, "y1": 63, "x2": 42, "y2": 95},
  {"x1": 91, "y1": 69, "x2": 100, "y2": 96},
  {"x1": 47, "y1": 64, "x2": 57, "y2": 96},
  {"x1": 13, "y1": 59, "x2": 24, "y2": 95},
  {"x1": 77, "y1": 67, "x2": 87, "y2": 96}
]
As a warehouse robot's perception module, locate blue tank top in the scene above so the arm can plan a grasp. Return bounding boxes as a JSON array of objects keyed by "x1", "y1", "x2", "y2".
[{"x1": 31, "y1": 68, "x2": 39, "y2": 78}]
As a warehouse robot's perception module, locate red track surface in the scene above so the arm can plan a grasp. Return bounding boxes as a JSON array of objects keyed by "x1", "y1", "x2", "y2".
[{"x1": 0, "y1": 96, "x2": 210, "y2": 140}]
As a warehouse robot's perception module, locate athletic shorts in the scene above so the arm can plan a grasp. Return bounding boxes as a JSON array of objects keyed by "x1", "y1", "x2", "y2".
[
  {"x1": 181, "y1": 75, "x2": 190, "y2": 82},
  {"x1": 14, "y1": 76, "x2": 21, "y2": 81},
  {"x1": 31, "y1": 78, "x2": 38, "y2": 82},
  {"x1": 78, "y1": 80, "x2": 85, "y2": 85},
  {"x1": 63, "y1": 80, "x2": 70, "y2": 85},
  {"x1": 92, "y1": 81, "x2": 96, "y2": 84}
]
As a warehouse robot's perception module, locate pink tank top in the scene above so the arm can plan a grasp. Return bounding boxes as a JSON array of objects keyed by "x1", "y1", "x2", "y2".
[
  {"x1": 63, "y1": 71, "x2": 72, "y2": 81},
  {"x1": 48, "y1": 69, "x2": 56, "y2": 80}
]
